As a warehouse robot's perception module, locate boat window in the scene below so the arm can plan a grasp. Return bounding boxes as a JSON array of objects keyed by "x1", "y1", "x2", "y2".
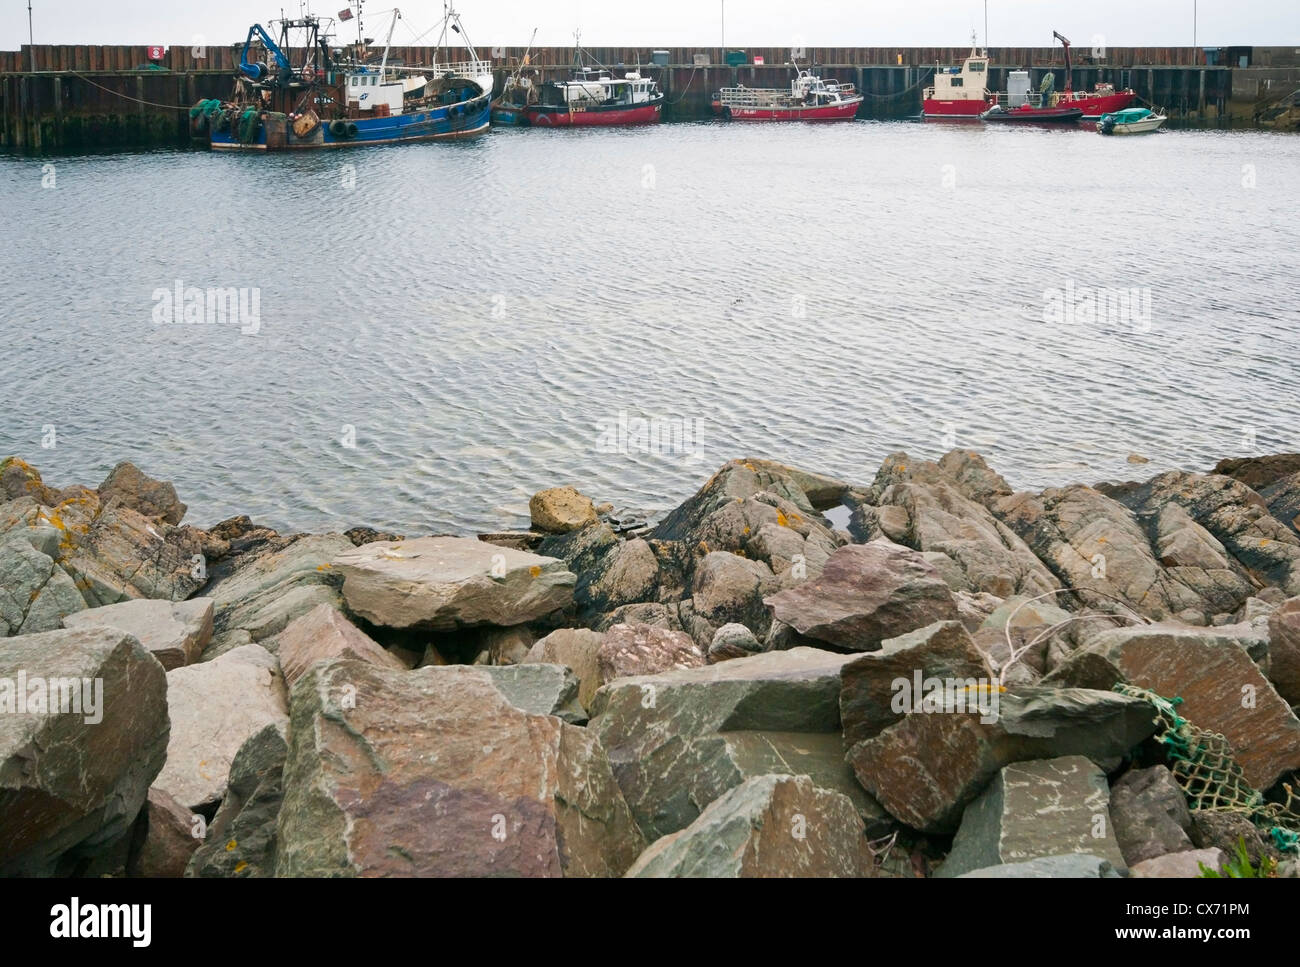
[
  {"x1": 952, "y1": 78, "x2": 964, "y2": 87},
  {"x1": 970, "y1": 62, "x2": 986, "y2": 72}
]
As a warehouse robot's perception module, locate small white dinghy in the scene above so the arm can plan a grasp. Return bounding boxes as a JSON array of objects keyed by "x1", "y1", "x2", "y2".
[{"x1": 1097, "y1": 107, "x2": 1168, "y2": 135}]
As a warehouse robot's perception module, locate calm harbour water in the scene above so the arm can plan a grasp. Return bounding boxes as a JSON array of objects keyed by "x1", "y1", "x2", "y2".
[{"x1": 2, "y1": 121, "x2": 1297, "y2": 535}]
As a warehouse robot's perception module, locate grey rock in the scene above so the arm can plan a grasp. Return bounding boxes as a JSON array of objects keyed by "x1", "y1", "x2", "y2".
[{"x1": 63, "y1": 597, "x2": 213, "y2": 671}]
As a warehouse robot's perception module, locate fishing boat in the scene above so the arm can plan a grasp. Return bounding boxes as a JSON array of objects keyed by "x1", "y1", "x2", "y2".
[
  {"x1": 1097, "y1": 106, "x2": 1168, "y2": 135},
  {"x1": 194, "y1": 4, "x2": 492, "y2": 151},
  {"x1": 714, "y1": 67, "x2": 862, "y2": 121},
  {"x1": 924, "y1": 32, "x2": 1136, "y2": 120},
  {"x1": 492, "y1": 37, "x2": 664, "y2": 127}
]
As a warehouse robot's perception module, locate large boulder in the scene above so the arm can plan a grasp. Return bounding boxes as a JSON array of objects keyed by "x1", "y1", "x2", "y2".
[
  {"x1": 333, "y1": 536, "x2": 575, "y2": 631},
  {"x1": 847, "y1": 686, "x2": 1156, "y2": 833},
  {"x1": 691, "y1": 551, "x2": 777, "y2": 636},
  {"x1": 154, "y1": 644, "x2": 289, "y2": 810},
  {"x1": 1267, "y1": 597, "x2": 1300, "y2": 705},
  {"x1": 764, "y1": 541, "x2": 959, "y2": 651},
  {"x1": 739, "y1": 458, "x2": 850, "y2": 510},
  {"x1": 187, "y1": 724, "x2": 288, "y2": 878},
  {"x1": 937, "y1": 756, "x2": 1127, "y2": 877},
  {"x1": 97, "y1": 461, "x2": 187, "y2": 525},
  {"x1": 1084, "y1": 623, "x2": 1300, "y2": 790},
  {"x1": 839, "y1": 620, "x2": 992, "y2": 746},
  {"x1": 575, "y1": 538, "x2": 662, "y2": 618},
  {"x1": 63, "y1": 598, "x2": 213, "y2": 671},
  {"x1": 529, "y1": 486, "x2": 598, "y2": 534},
  {"x1": 275, "y1": 661, "x2": 644, "y2": 877},
  {"x1": 589, "y1": 647, "x2": 857, "y2": 840},
  {"x1": 130, "y1": 788, "x2": 199, "y2": 877},
  {"x1": 201, "y1": 533, "x2": 353, "y2": 659},
  {"x1": 1214, "y1": 454, "x2": 1300, "y2": 491},
  {"x1": 851, "y1": 460, "x2": 1059, "y2": 599},
  {"x1": 957, "y1": 854, "x2": 1120, "y2": 878},
  {"x1": 0, "y1": 627, "x2": 169, "y2": 875},
  {"x1": 0, "y1": 533, "x2": 89, "y2": 635},
  {"x1": 274, "y1": 603, "x2": 405, "y2": 686},
  {"x1": 597, "y1": 623, "x2": 706, "y2": 685},
  {"x1": 524, "y1": 628, "x2": 606, "y2": 708},
  {"x1": 625, "y1": 775, "x2": 877, "y2": 878},
  {"x1": 1109, "y1": 765, "x2": 1195, "y2": 866},
  {"x1": 1130, "y1": 848, "x2": 1226, "y2": 878},
  {"x1": 993, "y1": 485, "x2": 1249, "y2": 621}
]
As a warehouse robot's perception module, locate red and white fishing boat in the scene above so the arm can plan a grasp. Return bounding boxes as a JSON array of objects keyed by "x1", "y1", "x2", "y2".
[
  {"x1": 714, "y1": 68, "x2": 862, "y2": 121},
  {"x1": 924, "y1": 32, "x2": 1136, "y2": 120},
  {"x1": 492, "y1": 37, "x2": 663, "y2": 128}
]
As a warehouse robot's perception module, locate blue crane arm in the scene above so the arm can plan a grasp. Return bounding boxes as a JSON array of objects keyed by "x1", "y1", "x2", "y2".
[{"x1": 239, "y1": 23, "x2": 290, "y2": 81}]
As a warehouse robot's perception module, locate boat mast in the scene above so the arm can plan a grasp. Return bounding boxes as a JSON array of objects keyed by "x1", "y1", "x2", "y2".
[{"x1": 379, "y1": 7, "x2": 400, "y2": 75}]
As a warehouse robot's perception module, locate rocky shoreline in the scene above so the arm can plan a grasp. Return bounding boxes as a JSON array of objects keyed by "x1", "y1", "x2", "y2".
[{"x1": 3, "y1": 449, "x2": 1300, "y2": 878}]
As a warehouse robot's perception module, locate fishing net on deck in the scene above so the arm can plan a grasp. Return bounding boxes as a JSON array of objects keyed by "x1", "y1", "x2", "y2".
[{"x1": 1116, "y1": 684, "x2": 1300, "y2": 853}]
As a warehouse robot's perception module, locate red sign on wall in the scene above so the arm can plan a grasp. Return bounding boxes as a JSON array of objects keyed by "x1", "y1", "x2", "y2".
[{"x1": 148, "y1": 46, "x2": 165, "y2": 60}]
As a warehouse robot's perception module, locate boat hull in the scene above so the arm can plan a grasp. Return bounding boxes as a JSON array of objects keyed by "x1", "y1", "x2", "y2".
[
  {"x1": 522, "y1": 99, "x2": 663, "y2": 127},
  {"x1": 1099, "y1": 117, "x2": 1167, "y2": 135},
  {"x1": 926, "y1": 89, "x2": 1136, "y2": 120},
  {"x1": 210, "y1": 93, "x2": 491, "y2": 150},
  {"x1": 982, "y1": 106, "x2": 1084, "y2": 124},
  {"x1": 721, "y1": 97, "x2": 862, "y2": 121}
]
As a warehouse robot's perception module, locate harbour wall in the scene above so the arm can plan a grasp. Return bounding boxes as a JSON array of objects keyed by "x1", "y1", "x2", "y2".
[{"x1": 1, "y1": 44, "x2": 1294, "y2": 150}]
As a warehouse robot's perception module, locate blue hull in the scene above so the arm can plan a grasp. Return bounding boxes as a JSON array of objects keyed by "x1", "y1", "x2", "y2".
[{"x1": 211, "y1": 94, "x2": 490, "y2": 150}]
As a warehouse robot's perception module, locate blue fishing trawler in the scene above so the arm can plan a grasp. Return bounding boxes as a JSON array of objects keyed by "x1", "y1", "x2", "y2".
[{"x1": 194, "y1": 4, "x2": 492, "y2": 151}]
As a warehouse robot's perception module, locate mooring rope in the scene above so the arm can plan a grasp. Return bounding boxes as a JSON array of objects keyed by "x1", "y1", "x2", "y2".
[{"x1": 64, "y1": 70, "x2": 195, "y2": 112}]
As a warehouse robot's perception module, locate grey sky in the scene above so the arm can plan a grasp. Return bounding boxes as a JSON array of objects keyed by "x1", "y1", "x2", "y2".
[{"x1": 2, "y1": 0, "x2": 1297, "y2": 52}]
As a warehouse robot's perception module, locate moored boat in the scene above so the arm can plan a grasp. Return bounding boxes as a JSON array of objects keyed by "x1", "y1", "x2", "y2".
[
  {"x1": 492, "y1": 39, "x2": 664, "y2": 128},
  {"x1": 1097, "y1": 106, "x2": 1168, "y2": 135},
  {"x1": 714, "y1": 68, "x2": 862, "y2": 121},
  {"x1": 195, "y1": 5, "x2": 491, "y2": 151},
  {"x1": 924, "y1": 32, "x2": 1136, "y2": 120},
  {"x1": 981, "y1": 103, "x2": 1083, "y2": 124}
]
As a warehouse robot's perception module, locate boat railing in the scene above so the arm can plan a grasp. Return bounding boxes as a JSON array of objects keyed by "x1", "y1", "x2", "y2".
[
  {"x1": 718, "y1": 87, "x2": 790, "y2": 107},
  {"x1": 429, "y1": 59, "x2": 494, "y2": 79}
]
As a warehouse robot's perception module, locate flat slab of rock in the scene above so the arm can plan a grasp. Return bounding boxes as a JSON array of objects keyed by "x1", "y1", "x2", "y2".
[
  {"x1": 63, "y1": 597, "x2": 213, "y2": 671},
  {"x1": 525, "y1": 628, "x2": 606, "y2": 708},
  {"x1": 275, "y1": 603, "x2": 405, "y2": 686},
  {"x1": 0, "y1": 627, "x2": 169, "y2": 875},
  {"x1": 155, "y1": 644, "x2": 288, "y2": 810},
  {"x1": 625, "y1": 775, "x2": 876, "y2": 878},
  {"x1": 333, "y1": 536, "x2": 575, "y2": 631},
  {"x1": 957, "y1": 854, "x2": 1120, "y2": 878},
  {"x1": 938, "y1": 756, "x2": 1127, "y2": 877},
  {"x1": 275, "y1": 660, "x2": 644, "y2": 877},
  {"x1": 1086, "y1": 623, "x2": 1300, "y2": 789},
  {"x1": 765, "y1": 540, "x2": 959, "y2": 651},
  {"x1": 840, "y1": 620, "x2": 992, "y2": 746},
  {"x1": 848, "y1": 686, "x2": 1156, "y2": 833},
  {"x1": 1130, "y1": 848, "x2": 1225, "y2": 878},
  {"x1": 476, "y1": 663, "x2": 587, "y2": 724},
  {"x1": 597, "y1": 623, "x2": 706, "y2": 684},
  {"x1": 589, "y1": 647, "x2": 857, "y2": 840}
]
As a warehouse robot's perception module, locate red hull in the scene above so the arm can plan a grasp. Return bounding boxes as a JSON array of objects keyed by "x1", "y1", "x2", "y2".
[
  {"x1": 925, "y1": 89, "x2": 1136, "y2": 120},
  {"x1": 723, "y1": 98, "x2": 862, "y2": 121},
  {"x1": 526, "y1": 102, "x2": 662, "y2": 127}
]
